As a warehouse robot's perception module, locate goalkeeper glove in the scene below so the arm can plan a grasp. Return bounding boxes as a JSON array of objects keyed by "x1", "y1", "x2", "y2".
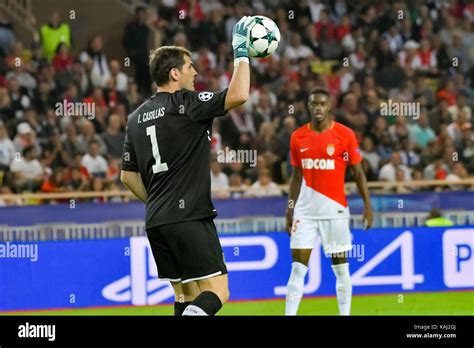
[{"x1": 231, "y1": 16, "x2": 255, "y2": 65}]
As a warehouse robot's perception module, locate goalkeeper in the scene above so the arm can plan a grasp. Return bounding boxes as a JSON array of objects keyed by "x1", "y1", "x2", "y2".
[{"x1": 120, "y1": 16, "x2": 255, "y2": 316}]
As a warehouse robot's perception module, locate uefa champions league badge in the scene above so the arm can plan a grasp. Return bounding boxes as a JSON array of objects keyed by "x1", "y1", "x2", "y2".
[
  {"x1": 198, "y1": 92, "x2": 214, "y2": 102},
  {"x1": 326, "y1": 144, "x2": 335, "y2": 156}
]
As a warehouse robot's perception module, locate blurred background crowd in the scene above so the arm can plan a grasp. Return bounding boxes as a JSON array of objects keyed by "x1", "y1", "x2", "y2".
[{"x1": 0, "y1": 0, "x2": 473, "y2": 204}]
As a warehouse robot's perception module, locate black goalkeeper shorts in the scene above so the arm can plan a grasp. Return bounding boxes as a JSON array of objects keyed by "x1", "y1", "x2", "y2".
[{"x1": 146, "y1": 217, "x2": 227, "y2": 283}]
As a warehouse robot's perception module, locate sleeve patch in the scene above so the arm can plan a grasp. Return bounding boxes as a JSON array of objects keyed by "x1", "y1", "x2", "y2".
[{"x1": 198, "y1": 91, "x2": 214, "y2": 101}]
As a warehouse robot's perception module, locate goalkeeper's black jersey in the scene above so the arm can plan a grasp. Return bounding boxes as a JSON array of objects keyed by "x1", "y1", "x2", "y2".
[{"x1": 121, "y1": 88, "x2": 228, "y2": 229}]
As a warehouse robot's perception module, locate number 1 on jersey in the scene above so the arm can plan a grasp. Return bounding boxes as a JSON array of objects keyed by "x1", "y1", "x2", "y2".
[{"x1": 146, "y1": 125, "x2": 168, "y2": 174}]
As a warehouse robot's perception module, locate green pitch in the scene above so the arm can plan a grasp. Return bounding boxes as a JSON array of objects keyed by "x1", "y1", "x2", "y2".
[{"x1": 4, "y1": 292, "x2": 473, "y2": 316}]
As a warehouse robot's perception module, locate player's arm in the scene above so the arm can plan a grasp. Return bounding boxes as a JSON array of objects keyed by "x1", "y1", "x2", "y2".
[
  {"x1": 224, "y1": 59, "x2": 250, "y2": 111},
  {"x1": 224, "y1": 16, "x2": 255, "y2": 112},
  {"x1": 120, "y1": 170, "x2": 147, "y2": 203},
  {"x1": 350, "y1": 163, "x2": 373, "y2": 229},
  {"x1": 286, "y1": 166, "x2": 303, "y2": 234},
  {"x1": 120, "y1": 125, "x2": 147, "y2": 203}
]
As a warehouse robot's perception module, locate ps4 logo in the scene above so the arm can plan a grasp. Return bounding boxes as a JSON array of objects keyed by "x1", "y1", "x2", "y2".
[{"x1": 102, "y1": 236, "x2": 278, "y2": 305}]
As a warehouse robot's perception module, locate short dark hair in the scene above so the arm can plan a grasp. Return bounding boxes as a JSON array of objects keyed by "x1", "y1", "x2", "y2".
[
  {"x1": 308, "y1": 88, "x2": 330, "y2": 99},
  {"x1": 135, "y1": 5, "x2": 146, "y2": 15},
  {"x1": 88, "y1": 140, "x2": 99, "y2": 148},
  {"x1": 23, "y1": 145, "x2": 35, "y2": 157},
  {"x1": 149, "y1": 46, "x2": 192, "y2": 86}
]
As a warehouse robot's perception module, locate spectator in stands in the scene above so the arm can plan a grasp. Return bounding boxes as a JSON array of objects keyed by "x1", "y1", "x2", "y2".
[
  {"x1": 0, "y1": 9, "x2": 15, "y2": 57},
  {"x1": 448, "y1": 93, "x2": 472, "y2": 122},
  {"x1": 0, "y1": 185, "x2": 22, "y2": 206},
  {"x1": 71, "y1": 152, "x2": 89, "y2": 178},
  {"x1": 89, "y1": 176, "x2": 106, "y2": 203},
  {"x1": 418, "y1": 39, "x2": 438, "y2": 75},
  {"x1": 45, "y1": 128, "x2": 70, "y2": 169},
  {"x1": 122, "y1": 5, "x2": 151, "y2": 94},
  {"x1": 446, "y1": 162, "x2": 469, "y2": 190},
  {"x1": 414, "y1": 74, "x2": 435, "y2": 108},
  {"x1": 10, "y1": 145, "x2": 43, "y2": 192},
  {"x1": 399, "y1": 136, "x2": 420, "y2": 167},
  {"x1": 318, "y1": 26, "x2": 343, "y2": 60},
  {"x1": 109, "y1": 60, "x2": 128, "y2": 93},
  {"x1": 61, "y1": 123, "x2": 82, "y2": 159},
  {"x1": 383, "y1": 23, "x2": 403, "y2": 54},
  {"x1": 398, "y1": 40, "x2": 420, "y2": 74},
  {"x1": 359, "y1": 158, "x2": 377, "y2": 182},
  {"x1": 41, "y1": 166, "x2": 67, "y2": 193},
  {"x1": 447, "y1": 110, "x2": 470, "y2": 147},
  {"x1": 220, "y1": 106, "x2": 257, "y2": 149},
  {"x1": 81, "y1": 140, "x2": 108, "y2": 178},
  {"x1": 0, "y1": 121, "x2": 15, "y2": 167},
  {"x1": 361, "y1": 89, "x2": 380, "y2": 126},
  {"x1": 255, "y1": 122, "x2": 279, "y2": 155},
  {"x1": 410, "y1": 111, "x2": 436, "y2": 149},
  {"x1": 228, "y1": 172, "x2": 246, "y2": 199},
  {"x1": 349, "y1": 42, "x2": 366, "y2": 71},
  {"x1": 39, "y1": 11, "x2": 71, "y2": 61},
  {"x1": 428, "y1": 97, "x2": 452, "y2": 133},
  {"x1": 360, "y1": 136, "x2": 380, "y2": 174},
  {"x1": 77, "y1": 120, "x2": 107, "y2": 155},
  {"x1": 450, "y1": 30, "x2": 470, "y2": 74},
  {"x1": 375, "y1": 131, "x2": 394, "y2": 164},
  {"x1": 277, "y1": 116, "x2": 296, "y2": 163},
  {"x1": 437, "y1": 79, "x2": 457, "y2": 106},
  {"x1": 284, "y1": 32, "x2": 314, "y2": 62},
  {"x1": 337, "y1": 92, "x2": 368, "y2": 134},
  {"x1": 33, "y1": 81, "x2": 56, "y2": 115},
  {"x1": 379, "y1": 151, "x2": 411, "y2": 181},
  {"x1": 101, "y1": 114, "x2": 125, "y2": 160},
  {"x1": 388, "y1": 116, "x2": 411, "y2": 143},
  {"x1": 52, "y1": 42, "x2": 74, "y2": 72},
  {"x1": 392, "y1": 167, "x2": 412, "y2": 194},
  {"x1": 13, "y1": 122, "x2": 40, "y2": 155},
  {"x1": 423, "y1": 158, "x2": 449, "y2": 180},
  {"x1": 66, "y1": 165, "x2": 89, "y2": 191},
  {"x1": 244, "y1": 169, "x2": 281, "y2": 198},
  {"x1": 7, "y1": 77, "x2": 31, "y2": 119},
  {"x1": 79, "y1": 35, "x2": 110, "y2": 88},
  {"x1": 210, "y1": 157, "x2": 229, "y2": 198}
]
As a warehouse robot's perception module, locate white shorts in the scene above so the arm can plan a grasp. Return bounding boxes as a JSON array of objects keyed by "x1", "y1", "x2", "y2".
[{"x1": 290, "y1": 218, "x2": 352, "y2": 254}]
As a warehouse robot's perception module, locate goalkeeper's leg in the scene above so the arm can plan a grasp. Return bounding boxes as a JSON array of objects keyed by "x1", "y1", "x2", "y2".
[{"x1": 170, "y1": 281, "x2": 200, "y2": 316}]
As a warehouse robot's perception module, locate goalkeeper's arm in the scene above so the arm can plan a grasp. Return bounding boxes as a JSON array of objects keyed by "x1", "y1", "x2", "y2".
[
  {"x1": 120, "y1": 170, "x2": 147, "y2": 203},
  {"x1": 224, "y1": 16, "x2": 254, "y2": 112}
]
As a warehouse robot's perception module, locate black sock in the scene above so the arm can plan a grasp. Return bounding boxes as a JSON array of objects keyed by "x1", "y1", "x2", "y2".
[
  {"x1": 182, "y1": 291, "x2": 222, "y2": 316},
  {"x1": 174, "y1": 301, "x2": 191, "y2": 316}
]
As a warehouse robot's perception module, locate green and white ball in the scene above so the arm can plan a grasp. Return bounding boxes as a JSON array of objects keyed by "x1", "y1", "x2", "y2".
[{"x1": 248, "y1": 16, "x2": 281, "y2": 58}]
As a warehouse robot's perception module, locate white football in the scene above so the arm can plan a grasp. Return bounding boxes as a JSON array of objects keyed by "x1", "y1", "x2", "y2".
[{"x1": 248, "y1": 16, "x2": 281, "y2": 58}]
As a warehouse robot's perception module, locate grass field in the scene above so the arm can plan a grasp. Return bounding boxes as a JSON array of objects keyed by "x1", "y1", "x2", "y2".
[{"x1": 4, "y1": 291, "x2": 473, "y2": 316}]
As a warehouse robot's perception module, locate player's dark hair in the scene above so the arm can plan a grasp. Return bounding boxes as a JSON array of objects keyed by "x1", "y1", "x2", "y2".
[
  {"x1": 149, "y1": 46, "x2": 192, "y2": 86},
  {"x1": 308, "y1": 87, "x2": 330, "y2": 99}
]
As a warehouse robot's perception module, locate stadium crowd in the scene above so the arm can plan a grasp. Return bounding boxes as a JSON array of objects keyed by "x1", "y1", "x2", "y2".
[{"x1": 0, "y1": 0, "x2": 473, "y2": 205}]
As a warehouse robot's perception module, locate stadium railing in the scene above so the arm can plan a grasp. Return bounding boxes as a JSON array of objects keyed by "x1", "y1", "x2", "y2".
[
  {"x1": 0, "y1": 0, "x2": 37, "y2": 37},
  {"x1": 2, "y1": 178, "x2": 474, "y2": 203}
]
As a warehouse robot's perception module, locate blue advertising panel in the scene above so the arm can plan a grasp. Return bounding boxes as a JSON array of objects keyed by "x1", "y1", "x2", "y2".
[{"x1": 0, "y1": 226, "x2": 473, "y2": 311}]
